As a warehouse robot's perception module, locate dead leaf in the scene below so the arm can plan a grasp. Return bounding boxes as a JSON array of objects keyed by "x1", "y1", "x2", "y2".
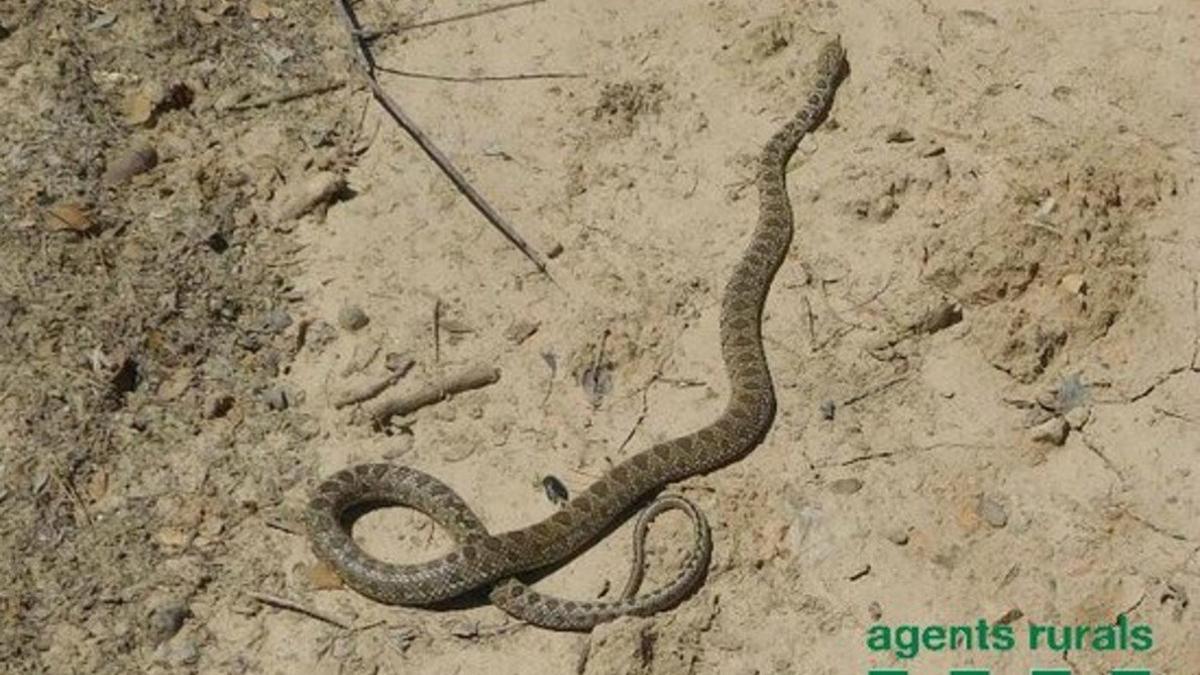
[
  {"x1": 42, "y1": 202, "x2": 93, "y2": 232},
  {"x1": 86, "y1": 470, "x2": 109, "y2": 501},
  {"x1": 306, "y1": 562, "x2": 344, "y2": 590},
  {"x1": 248, "y1": 0, "x2": 271, "y2": 20},
  {"x1": 122, "y1": 85, "x2": 159, "y2": 125}
]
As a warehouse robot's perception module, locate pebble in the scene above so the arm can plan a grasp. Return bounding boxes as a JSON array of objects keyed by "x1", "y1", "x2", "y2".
[
  {"x1": 381, "y1": 433, "x2": 414, "y2": 459},
  {"x1": 258, "y1": 308, "x2": 293, "y2": 334},
  {"x1": 160, "y1": 638, "x2": 200, "y2": 667},
  {"x1": 1059, "y1": 273, "x2": 1087, "y2": 296},
  {"x1": 439, "y1": 318, "x2": 474, "y2": 334},
  {"x1": 504, "y1": 319, "x2": 540, "y2": 344},
  {"x1": 1036, "y1": 196, "x2": 1059, "y2": 221},
  {"x1": 262, "y1": 386, "x2": 289, "y2": 411},
  {"x1": 1030, "y1": 416, "x2": 1068, "y2": 445},
  {"x1": 440, "y1": 438, "x2": 475, "y2": 463},
  {"x1": 977, "y1": 496, "x2": 1008, "y2": 528},
  {"x1": 337, "y1": 305, "x2": 369, "y2": 331},
  {"x1": 819, "y1": 399, "x2": 836, "y2": 420},
  {"x1": 302, "y1": 320, "x2": 338, "y2": 351},
  {"x1": 868, "y1": 601, "x2": 883, "y2": 621},
  {"x1": 884, "y1": 528, "x2": 909, "y2": 546},
  {"x1": 828, "y1": 478, "x2": 863, "y2": 495},
  {"x1": 272, "y1": 171, "x2": 345, "y2": 222},
  {"x1": 874, "y1": 195, "x2": 898, "y2": 221},
  {"x1": 146, "y1": 599, "x2": 189, "y2": 644},
  {"x1": 103, "y1": 144, "x2": 158, "y2": 185},
  {"x1": 384, "y1": 352, "x2": 415, "y2": 374},
  {"x1": 1064, "y1": 406, "x2": 1091, "y2": 430},
  {"x1": 886, "y1": 127, "x2": 915, "y2": 143},
  {"x1": 547, "y1": 242, "x2": 564, "y2": 259},
  {"x1": 915, "y1": 301, "x2": 963, "y2": 335}
]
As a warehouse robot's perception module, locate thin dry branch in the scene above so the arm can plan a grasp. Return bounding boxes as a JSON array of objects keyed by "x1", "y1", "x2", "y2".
[
  {"x1": 359, "y1": 0, "x2": 545, "y2": 39},
  {"x1": 330, "y1": 0, "x2": 551, "y2": 278},
  {"x1": 370, "y1": 364, "x2": 501, "y2": 427},
  {"x1": 248, "y1": 592, "x2": 352, "y2": 630},
  {"x1": 376, "y1": 66, "x2": 585, "y2": 83},
  {"x1": 226, "y1": 80, "x2": 347, "y2": 111}
]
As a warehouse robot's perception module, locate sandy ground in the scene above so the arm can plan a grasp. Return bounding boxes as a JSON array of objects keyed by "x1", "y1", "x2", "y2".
[{"x1": 2, "y1": 0, "x2": 1199, "y2": 673}]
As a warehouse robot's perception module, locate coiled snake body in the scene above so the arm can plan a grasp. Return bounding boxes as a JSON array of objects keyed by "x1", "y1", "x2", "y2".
[{"x1": 306, "y1": 39, "x2": 847, "y2": 631}]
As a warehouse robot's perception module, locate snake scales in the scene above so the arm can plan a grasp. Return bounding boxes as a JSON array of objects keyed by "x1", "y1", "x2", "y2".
[{"x1": 306, "y1": 38, "x2": 847, "y2": 631}]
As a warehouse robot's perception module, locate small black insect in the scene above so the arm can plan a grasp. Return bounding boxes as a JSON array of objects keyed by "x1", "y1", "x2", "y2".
[{"x1": 541, "y1": 475, "x2": 569, "y2": 506}]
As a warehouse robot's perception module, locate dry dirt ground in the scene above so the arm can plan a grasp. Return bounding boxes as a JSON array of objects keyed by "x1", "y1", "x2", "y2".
[{"x1": 2, "y1": 1, "x2": 1199, "y2": 673}]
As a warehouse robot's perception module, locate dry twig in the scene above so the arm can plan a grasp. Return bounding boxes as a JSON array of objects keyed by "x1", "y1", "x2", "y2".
[
  {"x1": 329, "y1": 0, "x2": 551, "y2": 278},
  {"x1": 370, "y1": 364, "x2": 501, "y2": 426},
  {"x1": 333, "y1": 371, "x2": 406, "y2": 409},
  {"x1": 248, "y1": 592, "x2": 352, "y2": 630},
  {"x1": 226, "y1": 80, "x2": 347, "y2": 111}
]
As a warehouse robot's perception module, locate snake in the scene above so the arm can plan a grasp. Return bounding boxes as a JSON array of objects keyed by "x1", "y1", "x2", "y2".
[{"x1": 305, "y1": 38, "x2": 848, "y2": 631}]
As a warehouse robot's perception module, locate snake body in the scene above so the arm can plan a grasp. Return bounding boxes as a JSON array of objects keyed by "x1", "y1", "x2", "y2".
[{"x1": 306, "y1": 39, "x2": 847, "y2": 630}]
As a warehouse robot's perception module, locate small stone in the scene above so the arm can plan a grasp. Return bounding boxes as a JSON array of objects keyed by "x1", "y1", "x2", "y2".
[
  {"x1": 886, "y1": 127, "x2": 915, "y2": 143},
  {"x1": 384, "y1": 352, "x2": 415, "y2": 374},
  {"x1": 262, "y1": 386, "x2": 289, "y2": 410},
  {"x1": 978, "y1": 496, "x2": 1008, "y2": 528},
  {"x1": 873, "y1": 195, "x2": 898, "y2": 221},
  {"x1": 147, "y1": 599, "x2": 189, "y2": 644},
  {"x1": 915, "y1": 301, "x2": 963, "y2": 334},
  {"x1": 884, "y1": 528, "x2": 909, "y2": 546},
  {"x1": 439, "y1": 318, "x2": 473, "y2": 334},
  {"x1": 1030, "y1": 416, "x2": 1069, "y2": 445},
  {"x1": 868, "y1": 601, "x2": 883, "y2": 621},
  {"x1": 303, "y1": 320, "x2": 338, "y2": 351},
  {"x1": 337, "y1": 305, "x2": 369, "y2": 331},
  {"x1": 381, "y1": 433, "x2": 414, "y2": 459},
  {"x1": 248, "y1": 0, "x2": 271, "y2": 20},
  {"x1": 547, "y1": 242, "x2": 564, "y2": 259},
  {"x1": 450, "y1": 620, "x2": 480, "y2": 639},
  {"x1": 441, "y1": 442, "x2": 474, "y2": 463},
  {"x1": 819, "y1": 399, "x2": 836, "y2": 420},
  {"x1": 504, "y1": 319, "x2": 539, "y2": 344},
  {"x1": 272, "y1": 171, "x2": 345, "y2": 222},
  {"x1": 161, "y1": 638, "x2": 200, "y2": 667},
  {"x1": 829, "y1": 478, "x2": 863, "y2": 495},
  {"x1": 258, "y1": 308, "x2": 293, "y2": 334},
  {"x1": 1036, "y1": 196, "x2": 1058, "y2": 221},
  {"x1": 1059, "y1": 273, "x2": 1087, "y2": 296},
  {"x1": 1064, "y1": 406, "x2": 1091, "y2": 430},
  {"x1": 103, "y1": 144, "x2": 158, "y2": 185}
]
